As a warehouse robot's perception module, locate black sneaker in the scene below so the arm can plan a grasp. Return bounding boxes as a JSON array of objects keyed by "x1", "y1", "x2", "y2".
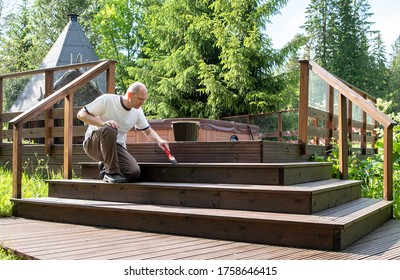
[
  {"x1": 103, "y1": 173, "x2": 127, "y2": 183},
  {"x1": 98, "y1": 161, "x2": 105, "y2": 179}
]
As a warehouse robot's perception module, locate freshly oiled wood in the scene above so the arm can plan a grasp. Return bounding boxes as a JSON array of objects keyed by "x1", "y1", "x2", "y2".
[
  {"x1": 1, "y1": 218, "x2": 400, "y2": 260},
  {"x1": 148, "y1": 242, "x2": 255, "y2": 260},
  {"x1": 209, "y1": 245, "x2": 283, "y2": 260},
  {"x1": 22, "y1": 232, "x2": 173, "y2": 258},
  {"x1": 72, "y1": 238, "x2": 226, "y2": 260},
  {"x1": 11, "y1": 197, "x2": 338, "y2": 225},
  {"x1": 138, "y1": 162, "x2": 332, "y2": 185},
  {"x1": 47, "y1": 178, "x2": 360, "y2": 214},
  {"x1": 80, "y1": 161, "x2": 333, "y2": 184},
  {"x1": 69, "y1": 235, "x2": 192, "y2": 259},
  {"x1": 11, "y1": 197, "x2": 341, "y2": 250},
  {"x1": 128, "y1": 141, "x2": 262, "y2": 163},
  {"x1": 314, "y1": 198, "x2": 393, "y2": 250}
]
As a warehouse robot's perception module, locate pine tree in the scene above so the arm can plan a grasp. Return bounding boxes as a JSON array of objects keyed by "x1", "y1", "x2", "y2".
[
  {"x1": 130, "y1": 0, "x2": 292, "y2": 119},
  {"x1": 388, "y1": 36, "x2": 400, "y2": 113},
  {"x1": 303, "y1": 0, "x2": 387, "y2": 98}
]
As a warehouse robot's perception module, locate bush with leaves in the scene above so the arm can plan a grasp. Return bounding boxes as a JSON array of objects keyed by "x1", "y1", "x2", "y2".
[{"x1": 316, "y1": 118, "x2": 400, "y2": 219}]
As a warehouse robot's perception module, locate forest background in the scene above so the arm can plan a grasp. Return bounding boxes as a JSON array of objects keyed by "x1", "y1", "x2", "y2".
[{"x1": 1, "y1": 0, "x2": 400, "y2": 119}]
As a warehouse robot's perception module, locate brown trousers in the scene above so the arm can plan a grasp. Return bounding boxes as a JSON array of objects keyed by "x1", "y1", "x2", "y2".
[{"x1": 83, "y1": 125, "x2": 141, "y2": 180}]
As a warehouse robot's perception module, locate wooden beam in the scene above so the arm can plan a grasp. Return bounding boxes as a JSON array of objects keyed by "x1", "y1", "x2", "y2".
[
  {"x1": 0, "y1": 60, "x2": 108, "y2": 80},
  {"x1": 384, "y1": 126, "x2": 394, "y2": 201},
  {"x1": 63, "y1": 93, "x2": 74, "y2": 179},
  {"x1": 12, "y1": 125, "x2": 22, "y2": 198},
  {"x1": 308, "y1": 61, "x2": 395, "y2": 128},
  {"x1": 10, "y1": 60, "x2": 111, "y2": 127},
  {"x1": 44, "y1": 70, "x2": 54, "y2": 154},
  {"x1": 106, "y1": 61, "x2": 116, "y2": 93},
  {"x1": 277, "y1": 111, "x2": 282, "y2": 142},
  {"x1": 348, "y1": 100, "x2": 353, "y2": 142},
  {"x1": 298, "y1": 60, "x2": 310, "y2": 153},
  {"x1": 326, "y1": 86, "x2": 334, "y2": 147},
  {"x1": 338, "y1": 93, "x2": 348, "y2": 179}
]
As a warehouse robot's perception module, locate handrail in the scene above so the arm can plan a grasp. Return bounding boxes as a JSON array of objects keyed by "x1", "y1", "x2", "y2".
[
  {"x1": 299, "y1": 60, "x2": 396, "y2": 201},
  {"x1": 9, "y1": 60, "x2": 116, "y2": 198},
  {"x1": 0, "y1": 60, "x2": 108, "y2": 80},
  {"x1": 10, "y1": 60, "x2": 111, "y2": 127},
  {"x1": 307, "y1": 61, "x2": 395, "y2": 128}
]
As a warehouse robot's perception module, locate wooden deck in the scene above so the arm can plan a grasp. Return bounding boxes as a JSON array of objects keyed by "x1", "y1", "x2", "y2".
[{"x1": 1, "y1": 217, "x2": 399, "y2": 260}]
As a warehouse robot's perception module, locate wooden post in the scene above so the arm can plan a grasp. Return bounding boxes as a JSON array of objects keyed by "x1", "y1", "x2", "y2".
[
  {"x1": 106, "y1": 61, "x2": 116, "y2": 93},
  {"x1": 338, "y1": 93, "x2": 348, "y2": 179},
  {"x1": 384, "y1": 126, "x2": 394, "y2": 201},
  {"x1": 361, "y1": 109, "x2": 367, "y2": 155},
  {"x1": 44, "y1": 70, "x2": 54, "y2": 154},
  {"x1": 298, "y1": 60, "x2": 310, "y2": 153},
  {"x1": 12, "y1": 125, "x2": 22, "y2": 198},
  {"x1": 348, "y1": 100, "x2": 353, "y2": 142},
  {"x1": 326, "y1": 86, "x2": 334, "y2": 148},
  {"x1": 278, "y1": 111, "x2": 282, "y2": 142},
  {"x1": 63, "y1": 92, "x2": 73, "y2": 179}
]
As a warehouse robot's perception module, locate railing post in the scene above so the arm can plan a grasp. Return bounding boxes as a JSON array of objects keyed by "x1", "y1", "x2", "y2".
[
  {"x1": 384, "y1": 126, "x2": 394, "y2": 200},
  {"x1": 106, "y1": 61, "x2": 116, "y2": 93},
  {"x1": 338, "y1": 93, "x2": 348, "y2": 179},
  {"x1": 63, "y1": 92, "x2": 74, "y2": 179},
  {"x1": 12, "y1": 124, "x2": 22, "y2": 198},
  {"x1": 298, "y1": 60, "x2": 310, "y2": 153},
  {"x1": 278, "y1": 111, "x2": 282, "y2": 142},
  {"x1": 348, "y1": 100, "x2": 353, "y2": 142},
  {"x1": 326, "y1": 86, "x2": 334, "y2": 148},
  {"x1": 45, "y1": 70, "x2": 54, "y2": 154}
]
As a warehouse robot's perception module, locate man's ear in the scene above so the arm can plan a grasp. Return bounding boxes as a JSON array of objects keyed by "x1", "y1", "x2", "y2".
[{"x1": 127, "y1": 91, "x2": 132, "y2": 100}]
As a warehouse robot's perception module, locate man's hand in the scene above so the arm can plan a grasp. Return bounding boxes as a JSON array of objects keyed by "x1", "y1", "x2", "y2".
[{"x1": 103, "y1": 120, "x2": 119, "y2": 128}]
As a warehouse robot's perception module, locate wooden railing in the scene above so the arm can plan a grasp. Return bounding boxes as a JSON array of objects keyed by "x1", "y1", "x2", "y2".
[
  {"x1": 223, "y1": 108, "x2": 378, "y2": 155},
  {"x1": 298, "y1": 60, "x2": 396, "y2": 200},
  {"x1": 0, "y1": 60, "x2": 116, "y2": 199}
]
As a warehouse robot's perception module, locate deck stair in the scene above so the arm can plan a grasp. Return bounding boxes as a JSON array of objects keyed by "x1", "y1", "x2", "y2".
[{"x1": 11, "y1": 161, "x2": 393, "y2": 251}]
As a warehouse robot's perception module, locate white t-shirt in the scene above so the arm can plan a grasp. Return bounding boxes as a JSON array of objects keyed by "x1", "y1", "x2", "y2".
[{"x1": 83, "y1": 94, "x2": 149, "y2": 147}]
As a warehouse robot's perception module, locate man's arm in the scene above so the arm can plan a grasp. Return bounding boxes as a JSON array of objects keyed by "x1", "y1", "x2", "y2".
[
  {"x1": 77, "y1": 107, "x2": 119, "y2": 128},
  {"x1": 141, "y1": 127, "x2": 169, "y2": 149}
]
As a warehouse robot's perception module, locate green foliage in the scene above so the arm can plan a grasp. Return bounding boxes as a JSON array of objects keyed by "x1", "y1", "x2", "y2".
[
  {"x1": 0, "y1": 155, "x2": 62, "y2": 218},
  {"x1": 387, "y1": 36, "x2": 400, "y2": 113},
  {"x1": 130, "y1": 0, "x2": 302, "y2": 119},
  {"x1": 314, "y1": 124, "x2": 400, "y2": 219},
  {"x1": 0, "y1": 248, "x2": 23, "y2": 260},
  {"x1": 89, "y1": 0, "x2": 146, "y2": 91},
  {"x1": 303, "y1": 0, "x2": 389, "y2": 99}
]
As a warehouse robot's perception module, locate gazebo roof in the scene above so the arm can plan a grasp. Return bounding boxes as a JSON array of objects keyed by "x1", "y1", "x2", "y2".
[{"x1": 9, "y1": 14, "x2": 104, "y2": 112}]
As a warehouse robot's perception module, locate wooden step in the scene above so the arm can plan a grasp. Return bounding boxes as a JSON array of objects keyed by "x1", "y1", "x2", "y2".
[
  {"x1": 47, "y1": 179, "x2": 361, "y2": 214},
  {"x1": 10, "y1": 197, "x2": 393, "y2": 251},
  {"x1": 81, "y1": 162, "x2": 333, "y2": 185}
]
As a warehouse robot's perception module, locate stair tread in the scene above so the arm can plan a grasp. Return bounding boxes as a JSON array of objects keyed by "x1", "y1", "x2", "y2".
[
  {"x1": 48, "y1": 178, "x2": 360, "y2": 193},
  {"x1": 11, "y1": 197, "x2": 390, "y2": 228},
  {"x1": 79, "y1": 161, "x2": 332, "y2": 168},
  {"x1": 315, "y1": 198, "x2": 393, "y2": 227}
]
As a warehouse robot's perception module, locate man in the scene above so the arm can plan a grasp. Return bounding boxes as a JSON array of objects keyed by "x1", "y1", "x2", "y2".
[{"x1": 77, "y1": 82, "x2": 169, "y2": 183}]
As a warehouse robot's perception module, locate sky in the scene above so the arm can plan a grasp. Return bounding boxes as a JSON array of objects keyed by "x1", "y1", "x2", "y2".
[{"x1": 267, "y1": 0, "x2": 400, "y2": 54}]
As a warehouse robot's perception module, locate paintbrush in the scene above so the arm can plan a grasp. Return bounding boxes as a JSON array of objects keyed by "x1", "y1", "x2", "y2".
[{"x1": 162, "y1": 146, "x2": 178, "y2": 164}]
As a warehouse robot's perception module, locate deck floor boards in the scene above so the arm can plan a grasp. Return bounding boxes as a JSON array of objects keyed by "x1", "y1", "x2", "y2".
[{"x1": 1, "y1": 217, "x2": 399, "y2": 260}]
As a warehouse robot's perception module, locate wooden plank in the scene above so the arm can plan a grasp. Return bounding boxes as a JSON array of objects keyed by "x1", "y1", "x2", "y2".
[
  {"x1": 100, "y1": 239, "x2": 230, "y2": 260},
  {"x1": 2, "y1": 218, "x2": 400, "y2": 260}
]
